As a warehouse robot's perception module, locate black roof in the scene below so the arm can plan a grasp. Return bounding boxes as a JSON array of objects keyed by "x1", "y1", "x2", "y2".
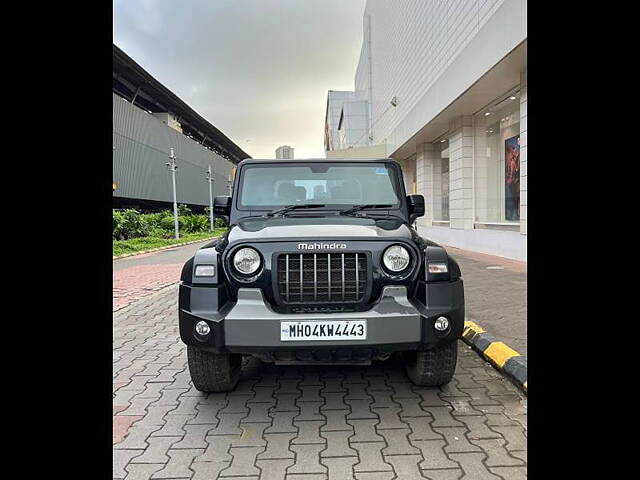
[{"x1": 113, "y1": 44, "x2": 250, "y2": 164}]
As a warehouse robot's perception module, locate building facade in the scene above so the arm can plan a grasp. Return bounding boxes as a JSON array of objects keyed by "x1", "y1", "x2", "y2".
[
  {"x1": 276, "y1": 145, "x2": 295, "y2": 159},
  {"x1": 325, "y1": 0, "x2": 527, "y2": 260},
  {"x1": 113, "y1": 45, "x2": 249, "y2": 211}
]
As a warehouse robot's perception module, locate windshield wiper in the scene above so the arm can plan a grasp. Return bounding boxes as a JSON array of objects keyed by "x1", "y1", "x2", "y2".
[
  {"x1": 339, "y1": 204, "x2": 393, "y2": 216},
  {"x1": 266, "y1": 204, "x2": 326, "y2": 217}
]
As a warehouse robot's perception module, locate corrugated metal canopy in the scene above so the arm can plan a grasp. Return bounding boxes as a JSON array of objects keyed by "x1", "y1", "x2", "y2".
[{"x1": 113, "y1": 44, "x2": 250, "y2": 164}]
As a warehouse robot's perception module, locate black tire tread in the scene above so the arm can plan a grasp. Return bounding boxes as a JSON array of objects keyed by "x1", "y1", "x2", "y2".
[
  {"x1": 187, "y1": 346, "x2": 241, "y2": 393},
  {"x1": 405, "y1": 341, "x2": 457, "y2": 386}
]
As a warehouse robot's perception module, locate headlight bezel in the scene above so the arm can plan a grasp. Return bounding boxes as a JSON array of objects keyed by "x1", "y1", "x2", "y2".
[
  {"x1": 227, "y1": 246, "x2": 264, "y2": 282},
  {"x1": 381, "y1": 244, "x2": 411, "y2": 274}
]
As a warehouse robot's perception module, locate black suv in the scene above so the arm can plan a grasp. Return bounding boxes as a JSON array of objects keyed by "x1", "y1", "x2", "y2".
[{"x1": 179, "y1": 158, "x2": 464, "y2": 392}]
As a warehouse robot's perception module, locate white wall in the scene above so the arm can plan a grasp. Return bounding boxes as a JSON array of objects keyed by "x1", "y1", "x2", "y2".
[{"x1": 357, "y1": 0, "x2": 527, "y2": 152}]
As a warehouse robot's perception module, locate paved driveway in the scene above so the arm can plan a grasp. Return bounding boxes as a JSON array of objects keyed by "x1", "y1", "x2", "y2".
[{"x1": 114, "y1": 285, "x2": 527, "y2": 480}]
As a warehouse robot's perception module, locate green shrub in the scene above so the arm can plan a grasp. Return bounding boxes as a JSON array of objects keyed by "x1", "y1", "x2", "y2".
[
  {"x1": 181, "y1": 214, "x2": 209, "y2": 233},
  {"x1": 113, "y1": 209, "x2": 149, "y2": 240},
  {"x1": 160, "y1": 214, "x2": 177, "y2": 232},
  {"x1": 215, "y1": 217, "x2": 226, "y2": 228},
  {"x1": 178, "y1": 204, "x2": 192, "y2": 216}
]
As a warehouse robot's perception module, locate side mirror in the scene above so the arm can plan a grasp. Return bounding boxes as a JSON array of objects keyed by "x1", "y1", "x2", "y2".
[
  {"x1": 213, "y1": 196, "x2": 231, "y2": 216},
  {"x1": 407, "y1": 194, "x2": 425, "y2": 224}
]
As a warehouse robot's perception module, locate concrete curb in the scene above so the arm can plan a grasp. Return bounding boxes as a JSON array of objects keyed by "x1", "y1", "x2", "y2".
[
  {"x1": 113, "y1": 236, "x2": 219, "y2": 260},
  {"x1": 462, "y1": 320, "x2": 527, "y2": 394}
]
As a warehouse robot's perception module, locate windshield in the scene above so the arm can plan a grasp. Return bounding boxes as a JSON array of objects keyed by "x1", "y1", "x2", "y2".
[{"x1": 238, "y1": 163, "x2": 402, "y2": 209}]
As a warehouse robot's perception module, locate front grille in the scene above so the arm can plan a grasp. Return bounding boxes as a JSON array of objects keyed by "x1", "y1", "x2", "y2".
[{"x1": 277, "y1": 252, "x2": 367, "y2": 304}]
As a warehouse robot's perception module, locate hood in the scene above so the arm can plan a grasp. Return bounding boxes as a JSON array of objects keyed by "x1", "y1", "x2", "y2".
[{"x1": 226, "y1": 215, "x2": 413, "y2": 244}]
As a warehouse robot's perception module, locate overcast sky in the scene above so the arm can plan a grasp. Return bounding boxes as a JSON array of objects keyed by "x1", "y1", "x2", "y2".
[{"x1": 114, "y1": 0, "x2": 366, "y2": 159}]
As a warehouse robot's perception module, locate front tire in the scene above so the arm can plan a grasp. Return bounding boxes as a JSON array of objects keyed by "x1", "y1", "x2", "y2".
[
  {"x1": 405, "y1": 341, "x2": 457, "y2": 386},
  {"x1": 187, "y1": 346, "x2": 242, "y2": 392}
]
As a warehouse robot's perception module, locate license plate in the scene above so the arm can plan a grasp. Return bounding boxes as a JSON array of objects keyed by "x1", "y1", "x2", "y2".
[{"x1": 280, "y1": 320, "x2": 367, "y2": 341}]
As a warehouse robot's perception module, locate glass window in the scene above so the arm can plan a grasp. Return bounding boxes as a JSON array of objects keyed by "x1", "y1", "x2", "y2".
[
  {"x1": 238, "y1": 163, "x2": 402, "y2": 208},
  {"x1": 474, "y1": 90, "x2": 521, "y2": 224}
]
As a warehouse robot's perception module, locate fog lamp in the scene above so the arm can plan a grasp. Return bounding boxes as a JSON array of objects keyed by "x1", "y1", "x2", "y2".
[
  {"x1": 434, "y1": 316, "x2": 449, "y2": 331},
  {"x1": 195, "y1": 320, "x2": 211, "y2": 336}
]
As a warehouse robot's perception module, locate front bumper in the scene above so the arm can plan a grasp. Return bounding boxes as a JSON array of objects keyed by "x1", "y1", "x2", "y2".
[{"x1": 179, "y1": 281, "x2": 464, "y2": 355}]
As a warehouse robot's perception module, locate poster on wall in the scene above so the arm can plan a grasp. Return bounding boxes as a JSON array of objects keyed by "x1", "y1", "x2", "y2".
[{"x1": 505, "y1": 135, "x2": 520, "y2": 221}]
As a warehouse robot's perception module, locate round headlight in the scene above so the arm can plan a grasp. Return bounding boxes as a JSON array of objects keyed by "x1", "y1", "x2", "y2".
[
  {"x1": 233, "y1": 247, "x2": 261, "y2": 275},
  {"x1": 383, "y1": 245, "x2": 410, "y2": 272}
]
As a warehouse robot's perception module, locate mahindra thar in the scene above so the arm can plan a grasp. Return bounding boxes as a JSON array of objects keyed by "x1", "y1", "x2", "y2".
[{"x1": 178, "y1": 159, "x2": 464, "y2": 392}]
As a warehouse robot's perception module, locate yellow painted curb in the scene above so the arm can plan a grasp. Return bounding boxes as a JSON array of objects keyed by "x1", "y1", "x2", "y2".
[
  {"x1": 463, "y1": 320, "x2": 485, "y2": 334},
  {"x1": 483, "y1": 341, "x2": 521, "y2": 368}
]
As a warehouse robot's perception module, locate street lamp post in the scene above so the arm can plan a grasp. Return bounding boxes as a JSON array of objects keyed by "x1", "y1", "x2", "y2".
[
  {"x1": 205, "y1": 165, "x2": 214, "y2": 231},
  {"x1": 227, "y1": 175, "x2": 232, "y2": 196},
  {"x1": 166, "y1": 148, "x2": 179, "y2": 239}
]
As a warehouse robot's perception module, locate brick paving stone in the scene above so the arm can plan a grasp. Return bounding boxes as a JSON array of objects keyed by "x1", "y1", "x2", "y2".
[
  {"x1": 413, "y1": 440, "x2": 459, "y2": 470},
  {"x1": 488, "y1": 466, "x2": 527, "y2": 480},
  {"x1": 320, "y1": 392, "x2": 348, "y2": 411},
  {"x1": 124, "y1": 463, "x2": 165, "y2": 480},
  {"x1": 469, "y1": 438, "x2": 525, "y2": 467},
  {"x1": 220, "y1": 446, "x2": 264, "y2": 477},
  {"x1": 420, "y1": 469, "x2": 463, "y2": 480},
  {"x1": 369, "y1": 390, "x2": 400, "y2": 409},
  {"x1": 211, "y1": 413, "x2": 245, "y2": 435},
  {"x1": 384, "y1": 454, "x2": 427, "y2": 480},
  {"x1": 380, "y1": 428, "x2": 420, "y2": 455},
  {"x1": 152, "y1": 448, "x2": 204, "y2": 478},
  {"x1": 447, "y1": 452, "x2": 501, "y2": 480},
  {"x1": 489, "y1": 426, "x2": 527, "y2": 451},
  {"x1": 257, "y1": 459, "x2": 295, "y2": 479},
  {"x1": 264, "y1": 411, "x2": 297, "y2": 434},
  {"x1": 346, "y1": 398, "x2": 378, "y2": 420},
  {"x1": 286, "y1": 475, "x2": 326, "y2": 480},
  {"x1": 321, "y1": 457, "x2": 358, "y2": 480},
  {"x1": 172, "y1": 424, "x2": 214, "y2": 449},
  {"x1": 320, "y1": 410, "x2": 352, "y2": 432},
  {"x1": 243, "y1": 402, "x2": 273, "y2": 424},
  {"x1": 114, "y1": 281, "x2": 527, "y2": 480},
  {"x1": 295, "y1": 401, "x2": 324, "y2": 421},
  {"x1": 150, "y1": 414, "x2": 193, "y2": 437},
  {"x1": 373, "y1": 407, "x2": 407, "y2": 430},
  {"x1": 348, "y1": 419, "x2": 384, "y2": 443},
  {"x1": 273, "y1": 394, "x2": 300, "y2": 412},
  {"x1": 115, "y1": 424, "x2": 163, "y2": 450},
  {"x1": 130, "y1": 436, "x2": 181, "y2": 464},
  {"x1": 258, "y1": 433, "x2": 296, "y2": 459},
  {"x1": 114, "y1": 450, "x2": 144, "y2": 478},
  {"x1": 114, "y1": 415, "x2": 144, "y2": 445},
  {"x1": 352, "y1": 442, "x2": 393, "y2": 472},
  {"x1": 404, "y1": 416, "x2": 443, "y2": 441},
  {"x1": 232, "y1": 423, "x2": 269, "y2": 447},
  {"x1": 424, "y1": 406, "x2": 465, "y2": 428},
  {"x1": 320, "y1": 431, "x2": 357, "y2": 458},
  {"x1": 355, "y1": 473, "x2": 395, "y2": 480},
  {"x1": 195, "y1": 435, "x2": 236, "y2": 462},
  {"x1": 454, "y1": 415, "x2": 502, "y2": 440},
  {"x1": 292, "y1": 421, "x2": 325, "y2": 445},
  {"x1": 435, "y1": 427, "x2": 482, "y2": 453},
  {"x1": 191, "y1": 461, "x2": 231, "y2": 480},
  {"x1": 287, "y1": 444, "x2": 326, "y2": 475}
]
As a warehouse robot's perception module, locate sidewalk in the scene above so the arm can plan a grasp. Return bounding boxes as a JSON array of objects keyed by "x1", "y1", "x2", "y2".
[{"x1": 445, "y1": 246, "x2": 527, "y2": 356}]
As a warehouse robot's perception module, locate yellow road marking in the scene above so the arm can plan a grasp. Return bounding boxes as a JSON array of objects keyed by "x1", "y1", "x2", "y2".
[{"x1": 483, "y1": 342, "x2": 521, "y2": 368}]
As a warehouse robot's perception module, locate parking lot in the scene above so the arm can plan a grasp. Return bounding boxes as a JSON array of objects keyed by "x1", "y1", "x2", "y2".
[{"x1": 113, "y1": 243, "x2": 527, "y2": 480}]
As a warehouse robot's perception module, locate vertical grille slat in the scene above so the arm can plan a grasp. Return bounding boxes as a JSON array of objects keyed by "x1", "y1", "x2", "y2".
[{"x1": 277, "y1": 252, "x2": 367, "y2": 305}]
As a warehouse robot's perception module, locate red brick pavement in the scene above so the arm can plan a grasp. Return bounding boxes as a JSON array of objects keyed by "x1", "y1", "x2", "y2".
[{"x1": 113, "y1": 264, "x2": 183, "y2": 311}]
